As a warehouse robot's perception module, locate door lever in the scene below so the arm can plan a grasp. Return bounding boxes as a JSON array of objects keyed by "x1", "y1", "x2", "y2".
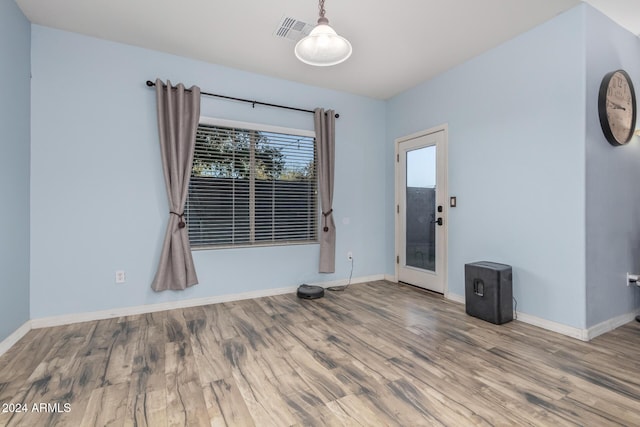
[{"x1": 431, "y1": 218, "x2": 443, "y2": 226}]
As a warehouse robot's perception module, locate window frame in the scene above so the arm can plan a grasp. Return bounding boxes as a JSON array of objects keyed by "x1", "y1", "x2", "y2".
[{"x1": 188, "y1": 116, "x2": 319, "y2": 251}]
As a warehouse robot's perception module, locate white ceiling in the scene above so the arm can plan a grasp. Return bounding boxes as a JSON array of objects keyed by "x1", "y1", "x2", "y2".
[{"x1": 15, "y1": 0, "x2": 640, "y2": 100}]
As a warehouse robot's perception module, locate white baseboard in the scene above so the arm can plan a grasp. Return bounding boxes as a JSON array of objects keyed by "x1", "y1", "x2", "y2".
[
  {"x1": 309, "y1": 274, "x2": 386, "y2": 289},
  {"x1": 514, "y1": 311, "x2": 587, "y2": 341},
  {"x1": 31, "y1": 285, "x2": 297, "y2": 329},
  {"x1": 0, "y1": 321, "x2": 32, "y2": 357},
  {"x1": 384, "y1": 274, "x2": 396, "y2": 283},
  {"x1": 445, "y1": 292, "x2": 465, "y2": 304},
  {"x1": 438, "y1": 293, "x2": 640, "y2": 341},
  {"x1": 444, "y1": 292, "x2": 587, "y2": 340},
  {"x1": 30, "y1": 275, "x2": 386, "y2": 330},
  {"x1": 586, "y1": 309, "x2": 640, "y2": 341}
]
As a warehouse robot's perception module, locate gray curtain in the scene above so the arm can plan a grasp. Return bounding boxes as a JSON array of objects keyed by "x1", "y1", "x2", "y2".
[
  {"x1": 151, "y1": 79, "x2": 201, "y2": 291},
  {"x1": 314, "y1": 108, "x2": 336, "y2": 273}
]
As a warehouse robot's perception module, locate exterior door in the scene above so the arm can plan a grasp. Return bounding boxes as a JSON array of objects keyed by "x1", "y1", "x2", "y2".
[{"x1": 396, "y1": 128, "x2": 447, "y2": 293}]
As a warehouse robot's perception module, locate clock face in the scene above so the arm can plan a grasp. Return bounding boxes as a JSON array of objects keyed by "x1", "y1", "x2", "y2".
[{"x1": 599, "y1": 70, "x2": 637, "y2": 146}]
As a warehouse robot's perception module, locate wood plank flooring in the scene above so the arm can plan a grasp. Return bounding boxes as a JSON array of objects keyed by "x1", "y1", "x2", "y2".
[{"x1": 1, "y1": 280, "x2": 639, "y2": 426}]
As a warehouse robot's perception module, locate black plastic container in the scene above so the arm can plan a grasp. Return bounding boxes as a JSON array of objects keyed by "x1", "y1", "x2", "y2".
[{"x1": 464, "y1": 261, "x2": 513, "y2": 325}]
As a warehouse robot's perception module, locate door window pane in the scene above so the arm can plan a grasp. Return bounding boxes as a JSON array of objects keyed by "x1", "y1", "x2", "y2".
[{"x1": 406, "y1": 146, "x2": 436, "y2": 271}]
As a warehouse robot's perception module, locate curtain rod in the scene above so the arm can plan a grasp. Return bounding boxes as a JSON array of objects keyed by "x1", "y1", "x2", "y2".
[{"x1": 146, "y1": 80, "x2": 339, "y2": 118}]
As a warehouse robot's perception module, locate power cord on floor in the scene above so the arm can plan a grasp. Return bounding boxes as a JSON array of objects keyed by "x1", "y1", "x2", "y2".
[
  {"x1": 327, "y1": 257, "x2": 354, "y2": 292},
  {"x1": 513, "y1": 296, "x2": 518, "y2": 320}
]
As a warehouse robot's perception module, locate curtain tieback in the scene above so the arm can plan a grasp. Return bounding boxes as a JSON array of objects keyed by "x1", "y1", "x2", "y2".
[
  {"x1": 322, "y1": 209, "x2": 333, "y2": 232},
  {"x1": 170, "y1": 211, "x2": 186, "y2": 229}
]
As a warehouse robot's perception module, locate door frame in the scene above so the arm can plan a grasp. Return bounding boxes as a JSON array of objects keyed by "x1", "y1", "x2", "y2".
[{"x1": 394, "y1": 124, "x2": 449, "y2": 294}]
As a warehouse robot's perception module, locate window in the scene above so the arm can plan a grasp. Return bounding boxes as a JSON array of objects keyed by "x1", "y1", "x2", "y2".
[{"x1": 186, "y1": 118, "x2": 318, "y2": 248}]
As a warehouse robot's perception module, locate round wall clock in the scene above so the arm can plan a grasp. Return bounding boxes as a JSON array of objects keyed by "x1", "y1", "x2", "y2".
[{"x1": 598, "y1": 70, "x2": 637, "y2": 146}]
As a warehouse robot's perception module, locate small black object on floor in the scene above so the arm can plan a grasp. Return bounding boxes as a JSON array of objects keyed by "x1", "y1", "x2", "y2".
[{"x1": 297, "y1": 284, "x2": 325, "y2": 300}]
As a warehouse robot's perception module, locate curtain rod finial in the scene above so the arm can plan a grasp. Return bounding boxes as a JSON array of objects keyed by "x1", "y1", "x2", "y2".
[{"x1": 146, "y1": 80, "x2": 155, "y2": 87}]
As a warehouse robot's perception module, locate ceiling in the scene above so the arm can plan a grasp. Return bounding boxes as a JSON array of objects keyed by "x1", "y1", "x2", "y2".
[{"x1": 15, "y1": 0, "x2": 640, "y2": 100}]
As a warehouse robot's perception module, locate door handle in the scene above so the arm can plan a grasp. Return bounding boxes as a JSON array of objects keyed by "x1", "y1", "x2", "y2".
[{"x1": 431, "y1": 218, "x2": 443, "y2": 226}]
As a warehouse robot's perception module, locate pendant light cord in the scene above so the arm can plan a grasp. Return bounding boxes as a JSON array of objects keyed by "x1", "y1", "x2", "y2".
[{"x1": 319, "y1": 0, "x2": 326, "y2": 18}]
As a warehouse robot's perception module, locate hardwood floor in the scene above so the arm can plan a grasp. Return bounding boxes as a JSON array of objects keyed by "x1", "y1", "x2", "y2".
[{"x1": 1, "y1": 280, "x2": 639, "y2": 426}]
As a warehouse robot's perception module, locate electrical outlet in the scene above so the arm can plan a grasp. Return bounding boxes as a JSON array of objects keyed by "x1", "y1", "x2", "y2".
[
  {"x1": 347, "y1": 251, "x2": 353, "y2": 261},
  {"x1": 627, "y1": 272, "x2": 640, "y2": 287},
  {"x1": 115, "y1": 270, "x2": 126, "y2": 284}
]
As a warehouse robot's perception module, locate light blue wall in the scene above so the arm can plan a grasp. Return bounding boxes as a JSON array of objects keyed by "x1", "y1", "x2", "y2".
[
  {"x1": 585, "y1": 7, "x2": 640, "y2": 327},
  {"x1": 24, "y1": 3, "x2": 640, "y2": 331},
  {"x1": 29, "y1": 26, "x2": 386, "y2": 318},
  {"x1": 0, "y1": 0, "x2": 31, "y2": 341},
  {"x1": 386, "y1": 7, "x2": 587, "y2": 328}
]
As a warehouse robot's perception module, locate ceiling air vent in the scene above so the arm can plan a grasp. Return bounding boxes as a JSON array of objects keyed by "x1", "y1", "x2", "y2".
[{"x1": 274, "y1": 16, "x2": 313, "y2": 42}]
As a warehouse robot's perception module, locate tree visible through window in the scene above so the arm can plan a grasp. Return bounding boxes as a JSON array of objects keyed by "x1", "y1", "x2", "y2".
[{"x1": 186, "y1": 121, "x2": 318, "y2": 248}]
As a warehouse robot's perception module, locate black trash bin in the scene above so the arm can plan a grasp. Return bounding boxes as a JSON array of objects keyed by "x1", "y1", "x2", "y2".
[{"x1": 464, "y1": 261, "x2": 513, "y2": 324}]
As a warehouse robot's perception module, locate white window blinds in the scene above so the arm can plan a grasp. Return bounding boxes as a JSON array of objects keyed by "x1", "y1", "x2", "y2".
[{"x1": 186, "y1": 121, "x2": 318, "y2": 248}]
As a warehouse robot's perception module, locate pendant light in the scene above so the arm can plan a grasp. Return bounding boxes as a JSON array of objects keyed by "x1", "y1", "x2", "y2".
[{"x1": 294, "y1": 0, "x2": 352, "y2": 67}]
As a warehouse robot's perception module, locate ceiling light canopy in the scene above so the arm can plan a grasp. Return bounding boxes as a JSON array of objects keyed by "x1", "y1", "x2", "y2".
[{"x1": 294, "y1": 0, "x2": 352, "y2": 67}]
